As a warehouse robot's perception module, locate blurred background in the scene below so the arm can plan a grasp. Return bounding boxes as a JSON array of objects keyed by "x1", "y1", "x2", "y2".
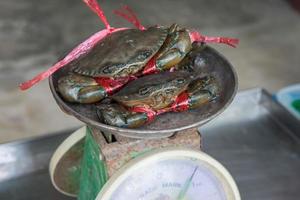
[{"x1": 0, "y1": 0, "x2": 299, "y2": 143}]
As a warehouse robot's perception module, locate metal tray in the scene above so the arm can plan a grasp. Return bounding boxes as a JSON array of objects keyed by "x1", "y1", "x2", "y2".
[
  {"x1": 49, "y1": 45, "x2": 238, "y2": 139},
  {"x1": 0, "y1": 88, "x2": 299, "y2": 200}
]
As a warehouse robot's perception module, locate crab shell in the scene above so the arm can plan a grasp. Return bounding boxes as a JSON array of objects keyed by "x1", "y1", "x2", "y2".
[
  {"x1": 111, "y1": 71, "x2": 195, "y2": 110},
  {"x1": 68, "y1": 27, "x2": 169, "y2": 78}
]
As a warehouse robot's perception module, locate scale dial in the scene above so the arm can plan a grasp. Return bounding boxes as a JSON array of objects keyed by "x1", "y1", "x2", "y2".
[{"x1": 96, "y1": 148, "x2": 240, "y2": 200}]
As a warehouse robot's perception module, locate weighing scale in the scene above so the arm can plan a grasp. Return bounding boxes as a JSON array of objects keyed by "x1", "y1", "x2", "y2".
[
  {"x1": 50, "y1": 127, "x2": 240, "y2": 200},
  {"x1": 49, "y1": 45, "x2": 240, "y2": 199},
  {"x1": 96, "y1": 148, "x2": 240, "y2": 200},
  {"x1": 50, "y1": 127, "x2": 202, "y2": 198}
]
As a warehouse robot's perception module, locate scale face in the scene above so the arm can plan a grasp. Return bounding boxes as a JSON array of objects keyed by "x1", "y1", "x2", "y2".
[{"x1": 97, "y1": 148, "x2": 240, "y2": 200}]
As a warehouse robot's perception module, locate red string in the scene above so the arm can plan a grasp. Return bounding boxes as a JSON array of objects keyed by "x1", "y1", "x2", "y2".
[
  {"x1": 19, "y1": 28, "x2": 128, "y2": 90},
  {"x1": 170, "y1": 92, "x2": 190, "y2": 112},
  {"x1": 142, "y1": 56, "x2": 159, "y2": 75},
  {"x1": 19, "y1": 0, "x2": 130, "y2": 91},
  {"x1": 189, "y1": 31, "x2": 239, "y2": 48},
  {"x1": 113, "y1": 5, "x2": 145, "y2": 30},
  {"x1": 82, "y1": 0, "x2": 112, "y2": 31},
  {"x1": 129, "y1": 92, "x2": 190, "y2": 123},
  {"x1": 156, "y1": 92, "x2": 190, "y2": 114},
  {"x1": 94, "y1": 76, "x2": 137, "y2": 94}
]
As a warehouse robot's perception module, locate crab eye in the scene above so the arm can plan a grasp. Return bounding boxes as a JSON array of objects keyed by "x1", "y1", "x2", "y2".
[
  {"x1": 165, "y1": 89, "x2": 174, "y2": 94},
  {"x1": 103, "y1": 65, "x2": 114, "y2": 74},
  {"x1": 137, "y1": 50, "x2": 152, "y2": 61},
  {"x1": 143, "y1": 50, "x2": 152, "y2": 57},
  {"x1": 137, "y1": 54, "x2": 145, "y2": 60},
  {"x1": 176, "y1": 78, "x2": 185, "y2": 84},
  {"x1": 139, "y1": 87, "x2": 151, "y2": 95}
]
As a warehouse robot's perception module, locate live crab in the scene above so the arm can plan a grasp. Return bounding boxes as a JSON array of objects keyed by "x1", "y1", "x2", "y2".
[
  {"x1": 58, "y1": 23, "x2": 192, "y2": 103},
  {"x1": 97, "y1": 70, "x2": 219, "y2": 128}
]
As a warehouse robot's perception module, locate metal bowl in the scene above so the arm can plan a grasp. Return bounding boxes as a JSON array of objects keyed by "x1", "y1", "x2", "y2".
[{"x1": 49, "y1": 45, "x2": 238, "y2": 139}]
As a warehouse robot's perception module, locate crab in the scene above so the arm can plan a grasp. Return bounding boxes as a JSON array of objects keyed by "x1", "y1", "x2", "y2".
[
  {"x1": 19, "y1": 0, "x2": 238, "y2": 105},
  {"x1": 97, "y1": 70, "x2": 219, "y2": 128},
  {"x1": 57, "y1": 23, "x2": 193, "y2": 103}
]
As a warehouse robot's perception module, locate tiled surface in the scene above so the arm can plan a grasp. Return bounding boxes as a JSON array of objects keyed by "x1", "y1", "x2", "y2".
[{"x1": 1, "y1": 0, "x2": 299, "y2": 142}]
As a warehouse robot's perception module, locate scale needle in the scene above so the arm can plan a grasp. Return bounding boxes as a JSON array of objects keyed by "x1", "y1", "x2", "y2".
[{"x1": 176, "y1": 166, "x2": 198, "y2": 200}]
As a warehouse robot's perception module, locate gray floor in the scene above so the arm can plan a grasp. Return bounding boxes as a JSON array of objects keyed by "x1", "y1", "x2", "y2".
[{"x1": 1, "y1": 0, "x2": 300, "y2": 142}]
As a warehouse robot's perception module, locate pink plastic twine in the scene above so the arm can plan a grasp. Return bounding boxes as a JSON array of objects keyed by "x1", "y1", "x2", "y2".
[
  {"x1": 189, "y1": 31, "x2": 239, "y2": 48},
  {"x1": 83, "y1": 0, "x2": 112, "y2": 31},
  {"x1": 113, "y1": 5, "x2": 145, "y2": 30},
  {"x1": 19, "y1": 0, "x2": 128, "y2": 90}
]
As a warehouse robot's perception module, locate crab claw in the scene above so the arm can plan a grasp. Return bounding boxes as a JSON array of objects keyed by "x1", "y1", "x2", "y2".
[
  {"x1": 58, "y1": 74, "x2": 107, "y2": 104},
  {"x1": 97, "y1": 104, "x2": 149, "y2": 128},
  {"x1": 143, "y1": 24, "x2": 192, "y2": 75},
  {"x1": 169, "y1": 76, "x2": 219, "y2": 112}
]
